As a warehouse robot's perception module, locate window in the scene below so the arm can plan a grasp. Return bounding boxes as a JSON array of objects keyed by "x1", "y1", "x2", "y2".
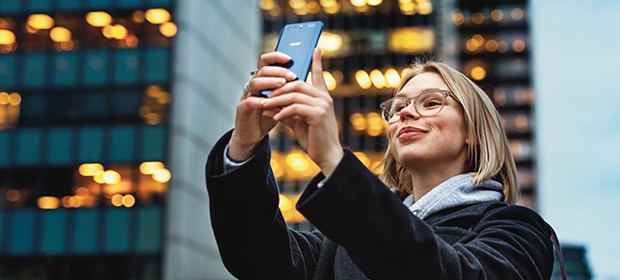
[
  {"x1": 115, "y1": 49, "x2": 140, "y2": 84},
  {"x1": 22, "y1": 52, "x2": 47, "y2": 89},
  {"x1": 104, "y1": 208, "x2": 131, "y2": 253},
  {"x1": 83, "y1": 50, "x2": 109, "y2": 86},
  {"x1": 110, "y1": 125, "x2": 135, "y2": 162},
  {"x1": 53, "y1": 52, "x2": 78, "y2": 87},
  {"x1": 47, "y1": 127, "x2": 73, "y2": 165},
  {"x1": 0, "y1": 54, "x2": 16, "y2": 88},
  {"x1": 16, "y1": 128, "x2": 42, "y2": 166},
  {"x1": 41, "y1": 210, "x2": 68, "y2": 254},
  {"x1": 72, "y1": 209, "x2": 98, "y2": 253},
  {"x1": 78, "y1": 126, "x2": 104, "y2": 162},
  {"x1": 145, "y1": 47, "x2": 169, "y2": 83},
  {"x1": 9, "y1": 209, "x2": 36, "y2": 255}
]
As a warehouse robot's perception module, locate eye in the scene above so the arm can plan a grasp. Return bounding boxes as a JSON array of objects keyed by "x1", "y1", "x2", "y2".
[{"x1": 391, "y1": 99, "x2": 408, "y2": 112}]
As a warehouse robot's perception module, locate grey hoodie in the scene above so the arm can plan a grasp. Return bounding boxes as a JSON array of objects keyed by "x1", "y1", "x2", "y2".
[{"x1": 401, "y1": 173, "x2": 503, "y2": 220}]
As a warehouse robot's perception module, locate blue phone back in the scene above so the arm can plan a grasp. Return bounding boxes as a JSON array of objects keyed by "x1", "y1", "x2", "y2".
[{"x1": 274, "y1": 21, "x2": 323, "y2": 82}]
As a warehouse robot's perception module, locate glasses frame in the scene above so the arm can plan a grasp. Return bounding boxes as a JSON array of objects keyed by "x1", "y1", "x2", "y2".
[{"x1": 379, "y1": 90, "x2": 459, "y2": 122}]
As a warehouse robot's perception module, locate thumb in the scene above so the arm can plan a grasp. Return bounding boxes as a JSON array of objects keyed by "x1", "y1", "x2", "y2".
[{"x1": 310, "y1": 48, "x2": 327, "y2": 91}]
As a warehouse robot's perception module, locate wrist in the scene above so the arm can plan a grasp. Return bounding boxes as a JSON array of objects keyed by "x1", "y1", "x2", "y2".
[{"x1": 319, "y1": 149, "x2": 345, "y2": 178}]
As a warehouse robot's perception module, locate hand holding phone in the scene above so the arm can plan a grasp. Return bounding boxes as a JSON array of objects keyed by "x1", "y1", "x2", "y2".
[{"x1": 260, "y1": 21, "x2": 323, "y2": 97}]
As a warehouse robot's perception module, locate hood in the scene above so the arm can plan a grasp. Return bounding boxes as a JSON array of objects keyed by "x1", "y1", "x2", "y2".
[{"x1": 401, "y1": 173, "x2": 503, "y2": 220}]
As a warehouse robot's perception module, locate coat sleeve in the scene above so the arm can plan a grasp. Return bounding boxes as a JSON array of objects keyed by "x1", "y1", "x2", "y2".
[
  {"x1": 206, "y1": 130, "x2": 324, "y2": 280},
  {"x1": 296, "y1": 149, "x2": 554, "y2": 280}
]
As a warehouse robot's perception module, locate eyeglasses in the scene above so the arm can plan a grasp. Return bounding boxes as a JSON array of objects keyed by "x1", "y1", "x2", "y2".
[{"x1": 379, "y1": 90, "x2": 458, "y2": 122}]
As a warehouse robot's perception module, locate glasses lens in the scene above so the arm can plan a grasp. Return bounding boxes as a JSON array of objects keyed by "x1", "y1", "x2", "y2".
[
  {"x1": 383, "y1": 97, "x2": 407, "y2": 121},
  {"x1": 415, "y1": 91, "x2": 445, "y2": 116}
]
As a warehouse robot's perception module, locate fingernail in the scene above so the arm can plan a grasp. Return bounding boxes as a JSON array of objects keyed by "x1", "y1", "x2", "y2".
[
  {"x1": 275, "y1": 78, "x2": 286, "y2": 85},
  {"x1": 286, "y1": 72, "x2": 297, "y2": 80},
  {"x1": 283, "y1": 54, "x2": 291, "y2": 60}
]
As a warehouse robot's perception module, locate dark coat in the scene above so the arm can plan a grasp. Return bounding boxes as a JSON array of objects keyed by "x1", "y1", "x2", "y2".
[{"x1": 206, "y1": 131, "x2": 554, "y2": 280}]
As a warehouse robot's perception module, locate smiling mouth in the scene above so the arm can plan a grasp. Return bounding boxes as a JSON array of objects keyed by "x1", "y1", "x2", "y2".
[{"x1": 398, "y1": 127, "x2": 427, "y2": 138}]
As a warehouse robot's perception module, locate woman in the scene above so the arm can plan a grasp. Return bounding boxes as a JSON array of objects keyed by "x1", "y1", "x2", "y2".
[{"x1": 206, "y1": 49, "x2": 554, "y2": 279}]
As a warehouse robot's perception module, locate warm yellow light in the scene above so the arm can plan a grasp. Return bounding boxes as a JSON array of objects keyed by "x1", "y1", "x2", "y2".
[
  {"x1": 79, "y1": 163, "x2": 104, "y2": 176},
  {"x1": 38, "y1": 196, "x2": 60, "y2": 209},
  {"x1": 471, "y1": 12, "x2": 485, "y2": 24},
  {"x1": 323, "y1": 71, "x2": 337, "y2": 91},
  {"x1": 286, "y1": 153, "x2": 309, "y2": 172},
  {"x1": 50, "y1": 26, "x2": 71, "y2": 42},
  {"x1": 350, "y1": 113, "x2": 367, "y2": 131},
  {"x1": 140, "y1": 161, "x2": 164, "y2": 174},
  {"x1": 511, "y1": 8, "x2": 524, "y2": 21},
  {"x1": 260, "y1": 0, "x2": 276, "y2": 10},
  {"x1": 512, "y1": 39, "x2": 525, "y2": 52},
  {"x1": 350, "y1": 0, "x2": 366, "y2": 7},
  {"x1": 320, "y1": 0, "x2": 336, "y2": 8},
  {"x1": 103, "y1": 170, "x2": 121, "y2": 184},
  {"x1": 471, "y1": 34, "x2": 484, "y2": 47},
  {"x1": 470, "y1": 66, "x2": 486, "y2": 81},
  {"x1": 399, "y1": 2, "x2": 416, "y2": 15},
  {"x1": 122, "y1": 194, "x2": 136, "y2": 207},
  {"x1": 86, "y1": 11, "x2": 112, "y2": 27},
  {"x1": 324, "y1": 2, "x2": 341, "y2": 13},
  {"x1": 62, "y1": 196, "x2": 74, "y2": 208},
  {"x1": 367, "y1": 0, "x2": 382, "y2": 6},
  {"x1": 159, "y1": 22, "x2": 177, "y2": 37},
  {"x1": 6, "y1": 189, "x2": 20, "y2": 202},
  {"x1": 317, "y1": 32, "x2": 343, "y2": 52},
  {"x1": 110, "y1": 24, "x2": 128, "y2": 40},
  {"x1": 0, "y1": 29, "x2": 15, "y2": 44},
  {"x1": 370, "y1": 69, "x2": 385, "y2": 89},
  {"x1": 27, "y1": 14, "x2": 54, "y2": 30},
  {"x1": 366, "y1": 112, "x2": 385, "y2": 136},
  {"x1": 486, "y1": 39, "x2": 499, "y2": 52},
  {"x1": 9, "y1": 92, "x2": 20, "y2": 106},
  {"x1": 515, "y1": 114, "x2": 529, "y2": 133},
  {"x1": 102, "y1": 25, "x2": 113, "y2": 38},
  {"x1": 153, "y1": 169, "x2": 171, "y2": 183},
  {"x1": 93, "y1": 172, "x2": 105, "y2": 184},
  {"x1": 451, "y1": 10, "x2": 464, "y2": 25},
  {"x1": 278, "y1": 194, "x2": 293, "y2": 211},
  {"x1": 355, "y1": 70, "x2": 372, "y2": 89},
  {"x1": 388, "y1": 27, "x2": 434, "y2": 54},
  {"x1": 401, "y1": 67, "x2": 411, "y2": 78},
  {"x1": 270, "y1": 158, "x2": 285, "y2": 179},
  {"x1": 465, "y1": 39, "x2": 477, "y2": 52},
  {"x1": 353, "y1": 152, "x2": 371, "y2": 167},
  {"x1": 417, "y1": 2, "x2": 433, "y2": 15},
  {"x1": 491, "y1": 9, "x2": 504, "y2": 21},
  {"x1": 132, "y1": 10, "x2": 145, "y2": 23},
  {"x1": 308, "y1": 1, "x2": 321, "y2": 13},
  {"x1": 385, "y1": 68, "x2": 400, "y2": 88},
  {"x1": 288, "y1": 0, "x2": 306, "y2": 9},
  {"x1": 145, "y1": 8, "x2": 171, "y2": 24},
  {"x1": 111, "y1": 194, "x2": 123, "y2": 207},
  {"x1": 0, "y1": 92, "x2": 9, "y2": 105}
]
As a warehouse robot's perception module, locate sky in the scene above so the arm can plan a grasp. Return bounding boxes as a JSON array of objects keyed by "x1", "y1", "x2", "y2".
[{"x1": 531, "y1": 0, "x2": 620, "y2": 279}]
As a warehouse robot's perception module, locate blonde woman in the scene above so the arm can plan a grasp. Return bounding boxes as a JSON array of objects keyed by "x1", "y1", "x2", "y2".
[{"x1": 206, "y1": 49, "x2": 554, "y2": 279}]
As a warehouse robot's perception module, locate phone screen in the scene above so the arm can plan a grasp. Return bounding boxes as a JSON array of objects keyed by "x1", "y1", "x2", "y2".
[{"x1": 260, "y1": 21, "x2": 323, "y2": 97}]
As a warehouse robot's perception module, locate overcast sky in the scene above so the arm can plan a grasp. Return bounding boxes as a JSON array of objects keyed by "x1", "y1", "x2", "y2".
[{"x1": 531, "y1": 0, "x2": 620, "y2": 279}]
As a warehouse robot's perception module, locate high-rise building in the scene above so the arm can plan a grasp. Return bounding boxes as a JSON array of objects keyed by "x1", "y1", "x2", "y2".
[{"x1": 0, "y1": 0, "x2": 257, "y2": 279}]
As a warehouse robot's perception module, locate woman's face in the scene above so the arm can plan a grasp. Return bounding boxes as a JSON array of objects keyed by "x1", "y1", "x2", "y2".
[{"x1": 387, "y1": 72, "x2": 469, "y2": 172}]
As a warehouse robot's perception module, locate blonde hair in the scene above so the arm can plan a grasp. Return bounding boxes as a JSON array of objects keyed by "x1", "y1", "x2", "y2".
[{"x1": 379, "y1": 61, "x2": 519, "y2": 204}]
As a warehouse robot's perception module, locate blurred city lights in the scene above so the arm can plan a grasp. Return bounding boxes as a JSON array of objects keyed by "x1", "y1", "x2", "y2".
[
  {"x1": 355, "y1": 70, "x2": 372, "y2": 89},
  {"x1": 103, "y1": 170, "x2": 121, "y2": 184},
  {"x1": 0, "y1": 29, "x2": 15, "y2": 44},
  {"x1": 370, "y1": 69, "x2": 386, "y2": 89},
  {"x1": 27, "y1": 14, "x2": 54, "y2": 30},
  {"x1": 470, "y1": 66, "x2": 487, "y2": 80},
  {"x1": 50, "y1": 26, "x2": 71, "y2": 42},
  {"x1": 323, "y1": 71, "x2": 337, "y2": 91},
  {"x1": 153, "y1": 169, "x2": 171, "y2": 183},
  {"x1": 145, "y1": 9, "x2": 171, "y2": 24},
  {"x1": 86, "y1": 11, "x2": 112, "y2": 27},
  {"x1": 385, "y1": 68, "x2": 401, "y2": 88},
  {"x1": 159, "y1": 22, "x2": 177, "y2": 37},
  {"x1": 38, "y1": 196, "x2": 60, "y2": 209},
  {"x1": 79, "y1": 163, "x2": 104, "y2": 176}
]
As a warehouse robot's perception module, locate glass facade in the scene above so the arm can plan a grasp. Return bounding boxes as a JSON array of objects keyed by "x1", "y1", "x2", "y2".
[{"x1": 0, "y1": 0, "x2": 174, "y2": 277}]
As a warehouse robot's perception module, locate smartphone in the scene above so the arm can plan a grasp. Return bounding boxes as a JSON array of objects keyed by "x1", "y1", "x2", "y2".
[{"x1": 260, "y1": 21, "x2": 324, "y2": 97}]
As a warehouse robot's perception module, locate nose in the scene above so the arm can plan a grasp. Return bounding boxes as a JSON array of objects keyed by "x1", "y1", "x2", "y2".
[{"x1": 399, "y1": 102, "x2": 421, "y2": 121}]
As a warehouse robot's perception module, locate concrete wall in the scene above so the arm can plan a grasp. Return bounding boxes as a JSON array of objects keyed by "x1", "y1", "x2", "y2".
[{"x1": 164, "y1": 0, "x2": 261, "y2": 279}]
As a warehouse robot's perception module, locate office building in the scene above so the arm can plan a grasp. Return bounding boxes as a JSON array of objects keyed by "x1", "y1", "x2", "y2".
[{"x1": 0, "y1": 0, "x2": 257, "y2": 278}]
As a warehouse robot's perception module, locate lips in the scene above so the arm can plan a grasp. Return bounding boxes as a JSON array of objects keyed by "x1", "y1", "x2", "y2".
[{"x1": 398, "y1": 126, "x2": 427, "y2": 138}]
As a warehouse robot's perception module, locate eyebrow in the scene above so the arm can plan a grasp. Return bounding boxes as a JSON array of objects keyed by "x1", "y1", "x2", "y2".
[{"x1": 396, "y1": 87, "x2": 446, "y2": 98}]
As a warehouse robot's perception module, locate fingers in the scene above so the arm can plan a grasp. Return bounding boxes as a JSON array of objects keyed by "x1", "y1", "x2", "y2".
[
  {"x1": 310, "y1": 48, "x2": 328, "y2": 91},
  {"x1": 257, "y1": 52, "x2": 292, "y2": 69}
]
